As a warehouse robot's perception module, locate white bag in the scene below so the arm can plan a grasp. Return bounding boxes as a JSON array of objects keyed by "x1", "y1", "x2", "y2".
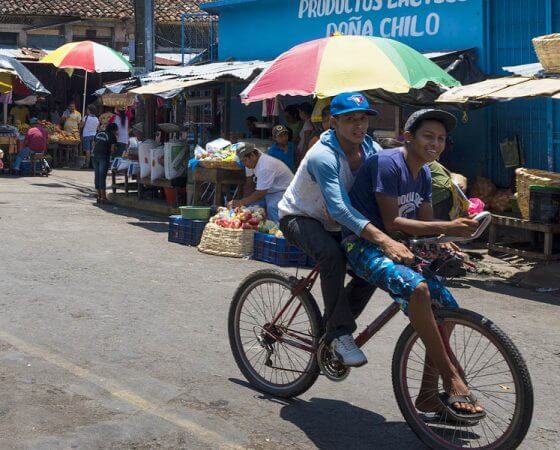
[
  {"x1": 128, "y1": 161, "x2": 139, "y2": 177},
  {"x1": 117, "y1": 159, "x2": 130, "y2": 172},
  {"x1": 139, "y1": 139, "x2": 157, "y2": 178},
  {"x1": 164, "y1": 140, "x2": 187, "y2": 180},
  {"x1": 205, "y1": 138, "x2": 231, "y2": 154},
  {"x1": 150, "y1": 146, "x2": 165, "y2": 182}
]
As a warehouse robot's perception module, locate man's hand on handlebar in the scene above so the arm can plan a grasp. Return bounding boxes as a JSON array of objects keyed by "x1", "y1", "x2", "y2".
[
  {"x1": 444, "y1": 217, "x2": 479, "y2": 238},
  {"x1": 379, "y1": 237, "x2": 415, "y2": 265}
]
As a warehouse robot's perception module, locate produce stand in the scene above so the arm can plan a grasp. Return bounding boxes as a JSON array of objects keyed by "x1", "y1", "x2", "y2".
[
  {"x1": 488, "y1": 213, "x2": 560, "y2": 261},
  {"x1": 192, "y1": 166, "x2": 246, "y2": 206}
]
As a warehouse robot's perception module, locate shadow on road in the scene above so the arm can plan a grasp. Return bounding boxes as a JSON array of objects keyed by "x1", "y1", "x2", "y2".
[
  {"x1": 229, "y1": 378, "x2": 424, "y2": 449},
  {"x1": 93, "y1": 203, "x2": 169, "y2": 233}
]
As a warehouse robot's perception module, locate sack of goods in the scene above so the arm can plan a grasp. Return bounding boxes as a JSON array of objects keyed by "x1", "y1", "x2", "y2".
[
  {"x1": 139, "y1": 139, "x2": 157, "y2": 178},
  {"x1": 150, "y1": 146, "x2": 165, "y2": 182},
  {"x1": 128, "y1": 161, "x2": 139, "y2": 177},
  {"x1": 164, "y1": 140, "x2": 187, "y2": 180}
]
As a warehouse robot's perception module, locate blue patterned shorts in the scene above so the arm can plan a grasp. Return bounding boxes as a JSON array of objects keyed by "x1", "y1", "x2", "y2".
[{"x1": 343, "y1": 238, "x2": 458, "y2": 315}]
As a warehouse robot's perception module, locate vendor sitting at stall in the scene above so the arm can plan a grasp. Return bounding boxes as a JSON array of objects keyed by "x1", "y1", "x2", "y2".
[
  {"x1": 12, "y1": 117, "x2": 49, "y2": 174},
  {"x1": 268, "y1": 125, "x2": 295, "y2": 172},
  {"x1": 9, "y1": 104, "x2": 30, "y2": 125},
  {"x1": 227, "y1": 142, "x2": 293, "y2": 222}
]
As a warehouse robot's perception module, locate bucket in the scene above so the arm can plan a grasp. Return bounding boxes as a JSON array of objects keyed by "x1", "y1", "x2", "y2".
[
  {"x1": 164, "y1": 187, "x2": 186, "y2": 207},
  {"x1": 529, "y1": 185, "x2": 560, "y2": 224}
]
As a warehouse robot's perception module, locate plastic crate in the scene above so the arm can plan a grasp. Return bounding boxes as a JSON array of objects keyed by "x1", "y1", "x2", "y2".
[
  {"x1": 168, "y1": 215, "x2": 208, "y2": 246},
  {"x1": 20, "y1": 160, "x2": 42, "y2": 176},
  {"x1": 253, "y1": 232, "x2": 308, "y2": 267}
]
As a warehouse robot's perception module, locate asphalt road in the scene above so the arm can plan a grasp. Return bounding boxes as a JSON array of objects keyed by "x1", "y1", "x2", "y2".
[{"x1": 0, "y1": 171, "x2": 558, "y2": 449}]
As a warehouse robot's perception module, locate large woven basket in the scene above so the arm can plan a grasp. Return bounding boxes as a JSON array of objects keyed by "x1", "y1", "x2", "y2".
[
  {"x1": 198, "y1": 222, "x2": 255, "y2": 258},
  {"x1": 516, "y1": 167, "x2": 560, "y2": 218},
  {"x1": 199, "y1": 160, "x2": 241, "y2": 170},
  {"x1": 532, "y1": 34, "x2": 560, "y2": 73}
]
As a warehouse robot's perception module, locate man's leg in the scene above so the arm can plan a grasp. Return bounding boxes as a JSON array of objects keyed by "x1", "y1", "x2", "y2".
[
  {"x1": 280, "y1": 216, "x2": 357, "y2": 342},
  {"x1": 264, "y1": 191, "x2": 283, "y2": 223},
  {"x1": 13, "y1": 147, "x2": 31, "y2": 171}
]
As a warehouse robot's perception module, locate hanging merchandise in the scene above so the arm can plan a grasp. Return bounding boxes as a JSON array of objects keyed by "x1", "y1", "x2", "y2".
[{"x1": 139, "y1": 139, "x2": 157, "y2": 178}]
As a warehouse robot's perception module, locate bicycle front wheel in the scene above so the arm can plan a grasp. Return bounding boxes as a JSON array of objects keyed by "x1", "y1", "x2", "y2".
[
  {"x1": 229, "y1": 269, "x2": 322, "y2": 398},
  {"x1": 392, "y1": 308, "x2": 533, "y2": 450}
]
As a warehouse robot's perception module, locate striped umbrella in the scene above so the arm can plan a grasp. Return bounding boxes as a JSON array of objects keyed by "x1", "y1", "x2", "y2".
[
  {"x1": 40, "y1": 41, "x2": 132, "y2": 115},
  {"x1": 241, "y1": 35, "x2": 460, "y2": 103}
]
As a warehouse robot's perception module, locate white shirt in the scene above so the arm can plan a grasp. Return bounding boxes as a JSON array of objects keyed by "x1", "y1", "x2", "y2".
[
  {"x1": 297, "y1": 119, "x2": 314, "y2": 154},
  {"x1": 245, "y1": 153, "x2": 293, "y2": 194},
  {"x1": 113, "y1": 115, "x2": 129, "y2": 145},
  {"x1": 82, "y1": 114, "x2": 100, "y2": 137}
]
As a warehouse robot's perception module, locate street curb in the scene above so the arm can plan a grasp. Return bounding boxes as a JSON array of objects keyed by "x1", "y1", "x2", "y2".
[{"x1": 107, "y1": 193, "x2": 179, "y2": 217}]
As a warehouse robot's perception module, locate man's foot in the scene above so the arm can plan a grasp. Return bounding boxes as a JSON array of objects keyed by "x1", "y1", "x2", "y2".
[
  {"x1": 330, "y1": 335, "x2": 367, "y2": 367},
  {"x1": 415, "y1": 392, "x2": 443, "y2": 413},
  {"x1": 444, "y1": 375, "x2": 484, "y2": 416}
]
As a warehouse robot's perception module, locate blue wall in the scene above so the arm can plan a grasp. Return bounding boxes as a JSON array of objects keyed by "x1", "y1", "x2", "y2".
[{"x1": 205, "y1": 0, "x2": 485, "y2": 62}]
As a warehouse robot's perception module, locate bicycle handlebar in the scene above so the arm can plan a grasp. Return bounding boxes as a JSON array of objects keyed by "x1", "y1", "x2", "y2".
[{"x1": 408, "y1": 211, "x2": 492, "y2": 246}]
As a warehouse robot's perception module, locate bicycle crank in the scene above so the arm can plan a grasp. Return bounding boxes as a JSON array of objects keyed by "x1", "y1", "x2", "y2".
[{"x1": 317, "y1": 340, "x2": 351, "y2": 382}]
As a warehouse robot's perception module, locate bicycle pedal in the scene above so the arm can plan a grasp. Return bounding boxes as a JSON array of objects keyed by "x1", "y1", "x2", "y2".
[{"x1": 317, "y1": 341, "x2": 351, "y2": 382}]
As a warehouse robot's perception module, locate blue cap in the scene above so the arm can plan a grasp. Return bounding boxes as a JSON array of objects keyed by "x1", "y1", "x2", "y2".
[{"x1": 330, "y1": 92, "x2": 378, "y2": 117}]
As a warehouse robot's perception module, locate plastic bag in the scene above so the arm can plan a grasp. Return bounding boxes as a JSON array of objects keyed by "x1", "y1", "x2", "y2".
[
  {"x1": 164, "y1": 140, "x2": 187, "y2": 180},
  {"x1": 127, "y1": 161, "x2": 139, "y2": 177},
  {"x1": 451, "y1": 173, "x2": 468, "y2": 192},
  {"x1": 468, "y1": 198, "x2": 486, "y2": 215},
  {"x1": 139, "y1": 139, "x2": 157, "y2": 178},
  {"x1": 206, "y1": 138, "x2": 231, "y2": 154},
  {"x1": 150, "y1": 146, "x2": 165, "y2": 182}
]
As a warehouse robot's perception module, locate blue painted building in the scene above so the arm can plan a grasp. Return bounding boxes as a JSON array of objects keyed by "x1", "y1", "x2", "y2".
[{"x1": 202, "y1": 0, "x2": 560, "y2": 185}]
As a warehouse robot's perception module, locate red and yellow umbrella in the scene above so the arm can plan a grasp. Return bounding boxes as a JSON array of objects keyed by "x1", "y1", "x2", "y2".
[
  {"x1": 41, "y1": 41, "x2": 132, "y2": 115},
  {"x1": 241, "y1": 35, "x2": 460, "y2": 103}
]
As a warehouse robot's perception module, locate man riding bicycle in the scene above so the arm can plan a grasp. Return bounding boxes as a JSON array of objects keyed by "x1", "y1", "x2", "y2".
[
  {"x1": 344, "y1": 109, "x2": 485, "y2": 421},
  {"x1": 279, "y1": 92, "x2": 414, "y2": 368}
]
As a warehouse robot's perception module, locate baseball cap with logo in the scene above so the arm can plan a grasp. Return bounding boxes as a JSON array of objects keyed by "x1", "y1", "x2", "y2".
[
  {"x1": 330, "y1": 92, "x2": 378, "y2": 117},
  {"x1": 272, "y1": 125, "x2": 289, "y2": 138},
  {"x1": 404, "y1": 109, "x2": 457, "y2": 134}
]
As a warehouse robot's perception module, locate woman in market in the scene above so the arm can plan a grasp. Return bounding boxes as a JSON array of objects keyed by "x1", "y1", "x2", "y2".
[
  {"x1": 267, "y1": 125, "x2": 295, "y2": 172},
  {"x1": 92, "y1": 123, "x2": 118, "y2": 204},
  {"x1": 109, "y1": 107, "x2": 131, "y2": 157},
  {"x1": 80, "y1": 105, "x2": 100, "y2": 169}
]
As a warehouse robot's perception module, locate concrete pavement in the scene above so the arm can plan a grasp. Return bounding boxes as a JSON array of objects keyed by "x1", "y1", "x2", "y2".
[{"x1": 0, "y1": 170, "x2": 558, "y2": 449}]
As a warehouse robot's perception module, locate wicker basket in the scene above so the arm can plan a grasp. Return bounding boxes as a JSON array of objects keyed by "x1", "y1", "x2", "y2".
[
  {"x1": 516, "y1": 167, "x2": 560, "y2": 218},
  {"x1": 198, "y1": 160, "x2": 241, "y2": 170},
  {"x1": 198, "y1": 222, "x2": 255, "y2": 258},
  {"x1": 532, "y1": 34, "x2": 560, "y2": 73},
  {"x1": 101, "y1": 93, "x2": 136, "y2": 107}
]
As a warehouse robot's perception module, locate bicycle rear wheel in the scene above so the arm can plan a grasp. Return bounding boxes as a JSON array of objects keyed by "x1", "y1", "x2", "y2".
[
  {"x1": 229, "y1": 269, "x2": 322, "y2": 398},
  {"x1": 392, "y1": 308, "x2": 533, "y2": 450}
]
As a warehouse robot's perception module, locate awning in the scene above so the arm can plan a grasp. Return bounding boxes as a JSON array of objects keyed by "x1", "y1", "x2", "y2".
[
  {"x1": 436, "y1": 76, "x2": 560, "y2": 103},
  {"x1": 0, "y1": 55, "x2": 50, "y2": 95},
  {"x1": 129, "y1": 78, "x2": 210, "y2": 97}
]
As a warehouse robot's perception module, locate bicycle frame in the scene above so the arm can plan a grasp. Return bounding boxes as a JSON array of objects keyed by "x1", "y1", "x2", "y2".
[{"x1": 266, "y1": 265, "x2": 401, "y2": 354}]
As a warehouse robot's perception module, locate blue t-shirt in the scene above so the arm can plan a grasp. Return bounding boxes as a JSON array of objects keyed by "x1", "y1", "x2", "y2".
[
  {"x1": 267, "y1": 142, "x2": 295, "y2": 172},
  {"x1": 348, "y1": 148, "x2": 432, "y2": 233}
]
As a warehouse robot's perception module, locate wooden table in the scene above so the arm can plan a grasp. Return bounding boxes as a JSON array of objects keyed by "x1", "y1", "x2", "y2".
[
  {"x1": 48, "y1": 142, "x2": 80, "y2": 168},
  {"x1": 488, "y1": 213, "x2": 560, "y2": 261},
  {"x1": 192, "y1": 166, "x2": 246, "y2": 206},
  {"x1": 111, "y1": 168, "x2": 137, "y2": 196}
]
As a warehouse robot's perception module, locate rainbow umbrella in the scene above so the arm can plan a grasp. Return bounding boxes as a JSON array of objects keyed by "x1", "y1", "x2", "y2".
[
  {"x1": 241, "y1": 35, "x2": 460, "y2": 103},
  {"x1": 40, "y1": 41, "x2": 132, "y2": 115}
]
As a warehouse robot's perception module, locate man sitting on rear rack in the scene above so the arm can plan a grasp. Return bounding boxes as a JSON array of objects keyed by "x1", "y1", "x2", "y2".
[{"x1": 344, "y1": 109, "x2": 485, "y2": 421}]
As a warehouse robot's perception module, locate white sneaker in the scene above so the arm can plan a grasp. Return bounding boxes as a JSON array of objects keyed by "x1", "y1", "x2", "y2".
[{"x1": 330, "y1": 334, "x2": 368, "y2": 367}]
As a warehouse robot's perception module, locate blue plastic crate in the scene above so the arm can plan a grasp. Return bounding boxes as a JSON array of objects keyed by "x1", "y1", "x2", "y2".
[
  {"x1": 20, "y1": 160, "x2": 42, "y2": 176},
  {"x1": 253, "y1": 232, "x2": 309, "y2": 267},
  {"x1": 168, "y1": 215, "x2": 208, "y2": 246}
]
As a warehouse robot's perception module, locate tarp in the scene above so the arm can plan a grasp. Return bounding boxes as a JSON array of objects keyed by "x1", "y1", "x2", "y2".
[
  {"x1": 129, "y1": 79, "x2": 209, "y2": 97},
  {"x1": 427, "y1": 48, "x2": 487, "y2": 86},
  {"x1": 0, "y1": 55, "x2": 50, "y2": 95}
]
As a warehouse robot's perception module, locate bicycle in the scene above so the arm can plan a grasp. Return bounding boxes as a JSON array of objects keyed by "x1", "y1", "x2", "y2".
[{"x1": 228, "y1": 212, "x2": 533, "y2": 449}]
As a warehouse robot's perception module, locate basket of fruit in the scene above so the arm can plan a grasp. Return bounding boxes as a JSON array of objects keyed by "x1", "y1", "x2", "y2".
[{"x1": 198, "y1": 206, "x2": 265, "y2": 258}]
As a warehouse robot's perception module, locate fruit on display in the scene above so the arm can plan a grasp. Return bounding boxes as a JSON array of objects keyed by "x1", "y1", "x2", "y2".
[
  {"x1": 210, "y1": 206, "x2": 266, "y2": 230},
  {"x1": 17, "y1": 123, "x2": 30, "y2": 134},
  {"x1": 38, "y1": 120, "x2": 58, "y2": 134},
  {"x1": 194, "y1": 139, "x2": 240, "y2": 163},
  {"x1": 49, "y1": 130, "x2": 80, "y2": 144}
]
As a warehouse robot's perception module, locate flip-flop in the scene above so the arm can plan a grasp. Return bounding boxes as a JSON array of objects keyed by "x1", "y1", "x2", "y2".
[
  {"x1": 424, "y1": 411, "x2": 480, "y2": 426},
  {"x1": 438, "y1": 393, "x2": 487, "y2": 422}
]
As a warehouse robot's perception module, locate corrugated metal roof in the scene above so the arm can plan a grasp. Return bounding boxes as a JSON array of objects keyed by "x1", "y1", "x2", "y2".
[
  {"x1": 130, "y1": 78, "x2": 208, "y2": 94},
  {"x1": 141, "y1": 60, "x2": 270, "y2": 82}
]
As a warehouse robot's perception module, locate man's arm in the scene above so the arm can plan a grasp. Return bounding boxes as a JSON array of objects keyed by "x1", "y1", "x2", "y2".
[{"x1": 376, "y1": 193, "x2": 478, "y2": 237}]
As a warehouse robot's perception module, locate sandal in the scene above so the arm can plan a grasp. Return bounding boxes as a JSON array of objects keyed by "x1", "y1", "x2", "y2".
[{"x1": 438, "y1": 392, "x2": 486, "y2": 422}]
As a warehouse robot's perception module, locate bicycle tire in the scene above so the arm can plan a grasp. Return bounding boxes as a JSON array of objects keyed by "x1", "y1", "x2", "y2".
[
  {"x1": 392, "y1": 308, "x2": 533, "y2": 450},
  {"x1": 229, "y1": 269, "x2": 323, "y2": 398}
]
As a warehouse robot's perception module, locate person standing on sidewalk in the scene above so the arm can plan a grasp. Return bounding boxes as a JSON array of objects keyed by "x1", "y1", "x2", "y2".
[
  {"x1": 92, "y1": 123, "x2": 118, "y2": 204},
  {"x1": 80, "y1": 105, "x2": 100, "y2": 169}
]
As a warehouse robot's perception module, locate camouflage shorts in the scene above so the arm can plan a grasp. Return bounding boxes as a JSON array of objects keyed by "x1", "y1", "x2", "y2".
[{"x1": 343, "y1": 237, "x2": 458, "y2": 315}]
